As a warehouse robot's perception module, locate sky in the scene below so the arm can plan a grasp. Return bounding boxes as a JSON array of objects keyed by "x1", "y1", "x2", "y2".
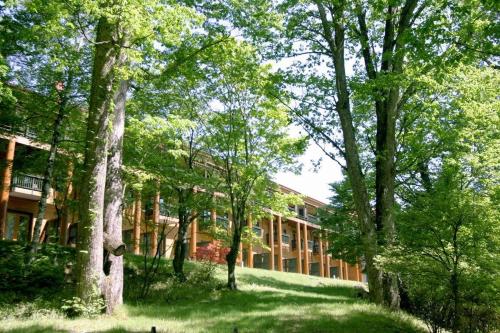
[{"x1": 274, "y1": 131, "x2": 343, "y2": 204}]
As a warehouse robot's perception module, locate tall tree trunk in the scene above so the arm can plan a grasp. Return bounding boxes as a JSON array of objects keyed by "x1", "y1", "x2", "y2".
[
  {"x1": 77, "y1": 16, "x2": 118, "y2": 303},
  {"x1": 226, "y1": 212, "x2": 242, "y2": 290},
  {"x1": 102, "y1": 79, "x2": 128, "y2": 314},
  {"x1": 59, "y1": 161, "x2": 74, "y2": 245},
  {"x1": 315, "y1": 1, "x2": 384, "y2": 304},
  {"x1": 32, "y1": 86, "x2": 68, "y2": 248}
]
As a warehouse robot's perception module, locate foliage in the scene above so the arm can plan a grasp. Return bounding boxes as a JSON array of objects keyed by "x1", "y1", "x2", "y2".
[
  {"x1": 61, "y1": 296, "x2": 105, "y2": 318},
  {"x1": 0, "y1": 241, "x2": 75, "y2": 297},
  {"x1": 377, "y1": 65, "x2": 500, "y2": 332},
  {"x1": 319, "y1": 179, "x2": 363, "y2": 264}
]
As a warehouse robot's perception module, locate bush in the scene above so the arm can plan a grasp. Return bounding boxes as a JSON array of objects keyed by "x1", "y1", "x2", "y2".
[
  {"x1": 124, "y1": 254, "x2": 222, "y2": 303},
  {"x1": 162, "y1": 260, "x2": 221, "y2": 302},
  {"x1": 0, "y1": 241, "x2": 75, "y2": 298},
  {"x1": 61, "y1": 296, "x2": 105, "y2": 318}
]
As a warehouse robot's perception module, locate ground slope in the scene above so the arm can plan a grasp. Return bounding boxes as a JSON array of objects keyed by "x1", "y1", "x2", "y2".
[{"x1": 0, "y1": 259, "x2": 426, "y2": 333}]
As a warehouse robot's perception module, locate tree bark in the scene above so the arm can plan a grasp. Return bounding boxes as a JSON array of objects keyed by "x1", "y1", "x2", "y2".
[
  {"x1": 102, "y1": 79, "x2": 128, "y2": 314},
  {"x1": 173, "y1": 203, "x2": 189, "y2": 280},
  {"x1": 77, "y1": 16, "x2": 118, "y2": 303},
  {"x1": 59, "y1": 161, "x2": 74, "y2": 245},
  {"x1": 32, "y1": 86, "x2": 68, "y2": 247},
  {"x1": 226, "y1": 210, "x2": 242, "y2": 290}
]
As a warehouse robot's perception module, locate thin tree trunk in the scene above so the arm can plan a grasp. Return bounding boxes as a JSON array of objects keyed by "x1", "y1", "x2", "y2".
[
  {"x1": 102, "y1": 79, "x2": 128, "y2": 314},
  {"x1": 173, "y1": 211, "x2": 189, "y2": 280},
  {"x1": 77, "y1": 16, "x2": 118, "y2": 303},
  {"x1": 59, "y1": 161, "x2": 74, "y2": 245},
  {"x1": 32, "y1": 86, "x2": 68, "y2": 248}
]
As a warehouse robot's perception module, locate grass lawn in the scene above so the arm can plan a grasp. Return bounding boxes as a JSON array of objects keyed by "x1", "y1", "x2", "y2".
[{"x1": 0, "y1": 256, "x2": 426, "y2": 333}]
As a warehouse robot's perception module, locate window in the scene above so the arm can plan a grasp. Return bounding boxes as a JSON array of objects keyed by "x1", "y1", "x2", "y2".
[
  {"x1": 5, "y1": 212, "x2": 32, "y2": 242},
  {"x1": 298, "y1": 207, "x2": 305, "y2": 218}
]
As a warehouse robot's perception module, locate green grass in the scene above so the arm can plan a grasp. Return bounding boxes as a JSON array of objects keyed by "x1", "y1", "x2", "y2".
[{"x1": 0, "y1": 256, "x2": 427, "y2": 333}]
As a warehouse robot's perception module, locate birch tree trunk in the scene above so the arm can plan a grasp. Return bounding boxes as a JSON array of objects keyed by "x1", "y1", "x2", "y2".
[
  {"x1": 77, "y1": 16, "x2": 118, "y2": 303},
  {"x1": 32, "y1": 85, "x2": 68, "y2": 248},
  {"x1": 102, "y1": 79, "x2": 128, "y2": 314}
]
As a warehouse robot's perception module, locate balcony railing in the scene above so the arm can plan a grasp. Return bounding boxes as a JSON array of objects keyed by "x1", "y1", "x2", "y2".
[
  {"x1": 12, "y1": 174, "x2": 43, "y2": 191},
  {"x1": 307, "y1": 215, "x2": 319, "y2": 223},
  {"x1": 216, "y1": 216, "x2": 229, "y2": 229},
  {"x1": 272, "y1": 233, "x2": 291, "y2": 245},
  {"x1": 252, "y1": 226, "x2": 262, "y2": 237},
  {"x1": 0, "y1": 124, "x2": 38, "y2": 140}
]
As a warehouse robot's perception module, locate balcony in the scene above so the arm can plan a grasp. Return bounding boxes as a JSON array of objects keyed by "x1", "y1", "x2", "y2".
[
  {"x1": 10, "y1": 173, "x2": 52, "y2": 201},
  {"x1": 307, "y1": 215, "x2": 319, "y2": 224},
  {"x1": 0, "y1": 124, "x2": 38, "y2": 140},
  {"x1": 272, "y1": 233, "x2": 290, "y2": 245},
  {"x1": 252, "y1": 226, "x2": 262, "y2": 237},
  {"x1": 12, "y1": 173, "x2": 43, "y2": 191}
]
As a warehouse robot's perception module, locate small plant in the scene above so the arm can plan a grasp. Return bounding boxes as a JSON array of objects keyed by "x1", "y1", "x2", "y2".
[{"x1": 61, "y1": 296, "x2": 105, "y2": 318}]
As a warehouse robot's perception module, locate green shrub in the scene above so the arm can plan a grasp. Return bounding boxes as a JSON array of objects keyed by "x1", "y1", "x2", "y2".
[
  {"x1": 61, "y1": 296, "x2": 105, "y2": 318},
  {"x1": 163, "y1": 260, "x2": 222, "y2": 302},
  {"x1": 0, "y1": 240, "x2": 75, "y2": 297}
]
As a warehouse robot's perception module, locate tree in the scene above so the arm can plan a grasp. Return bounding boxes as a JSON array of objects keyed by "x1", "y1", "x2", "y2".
[
  {"x1": 72, "y1": 0, "x2": 201, "y2": 312},
  {"x1": 1, "y1": 3, "x2": 91, "y2": 248},
  {"x1": 379, "y1": 65, "x2": 499, "y2": 332},
  {"x1": 204, "y1": 40, "x2": 306, "y2": 289},
  {"x1": 271, "y1": 0, "x2": 497, "y2": 307}
]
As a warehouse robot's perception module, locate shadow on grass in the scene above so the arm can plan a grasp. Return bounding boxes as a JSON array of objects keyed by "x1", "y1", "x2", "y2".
[
  {"x1": 125, "y1": 287, "x2": 424, "y2": 333},
  {"x1": 238, "y1": 273, "x2": 360, "y2": 298},
  {"x1": 0, "y1": 325, "x2": 155, "y2": 333}
]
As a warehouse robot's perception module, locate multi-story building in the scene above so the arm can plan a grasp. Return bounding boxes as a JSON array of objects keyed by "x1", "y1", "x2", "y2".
[{"x1": 0, "y1": 129, "x2": 365, "y2": 282}]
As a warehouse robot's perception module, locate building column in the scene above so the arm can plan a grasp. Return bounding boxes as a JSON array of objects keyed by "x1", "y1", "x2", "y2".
[
  {"x1": 210, "y1": 208, "x2": 216, "y2": 226},
  {"x1": 319, "y1": 239, "x2": 324, "y2": 277},
  {"x1": 303, "y1": 223, "x2": 309, "y2": 275},
  {"x1": 356, "y1": 261, "x2": 362, "y2": 282},
  {"x1": 247, "y1": 214, "x2": 254, "y2": 268},
  {"x1": 189, "y1": 210, "x2": 198, "y2": 259},
  {"x1": 296, "y1": 221, "x2": 302, "y2": 273},
  {"x1": 339, "y1": 259, "x2": 344, "y2": 279},
  {"x1": 0, "y1": 139, "x2": 15, "y2": 239},
  {"x1": 325, "y1": 241, "x2": 331, "y2": 278},
  {"x1": 238, "y1": 241, "x2": 243, "y2": 266},
  {"x1": 277, "y1": 215, "x2": 283, "y2": 272},
  {"x1": 59, "y1": 161, "x2": 74, "y2": 245},
  {"x1": 269, "y1": 217, "x2": 274, "y2": 270},
  {"x1": 344, "y1": 261, "x2": 349, "y2": 280},
  {"x1": 151, "y1": 190, "x2": 160, "y2": 255},
  {"x1": 133, "y1": 192, "x2": 142, "y2": 255}
]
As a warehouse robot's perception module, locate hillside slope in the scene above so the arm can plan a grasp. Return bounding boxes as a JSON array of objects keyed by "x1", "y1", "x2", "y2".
[{"x1": 1, "y1": 256, "x2": 426, "y2": 333}]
